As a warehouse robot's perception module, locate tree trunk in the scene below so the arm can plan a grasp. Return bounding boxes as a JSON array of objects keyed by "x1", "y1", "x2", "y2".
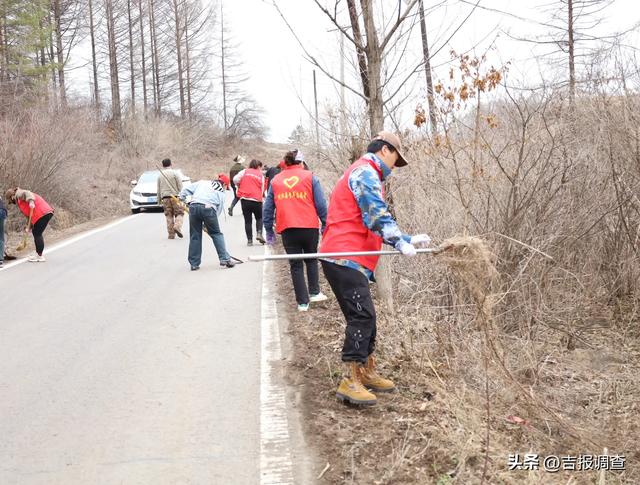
[
  {"x1": 147, "y1": 0, "x2": 157, "y2": 113},
  {"x1": 221, "y1": 4, "x2": 227, "y2": 130},
  {"x1": 418, "y1": 0, "x2": 437, "y2": 134},
  {"x1": 0, "y1": 7, "x2": 5, "y2": 82},
  {"x1": 48, "y1": 11, "x2": 58, "y2": 107},
  {"x1": 360, "y1": 0, "x2": 394, "y2": 313},
  {"x1": 172, "y1": 0, "x2": 186, "y2": 119},
  {"x1": 53, "y1": 0, "x2": 67, "y2": 107},
  {"x1": 183, "y1": 2, "x2": 192, "y2": 119},
  {"x1": 106, "y1": 0, "x2": 121, "y2": 121},
  {"x1": 568, "y1": 0, "x2": 575, "y2": 104},
  {"x1": 138, "y1": 0, "x2": 148, "y2": 115},
  {"x1": 148, "y1": 0, "x2": 161, "y2": 114},
  {"x1": 89, "y1": 0, "x2": 100, "y2": 109},
  {"x1": 346, "y1": 0, "x2": 370, "y2": 100},
  {"x1": 127, "y1": 0, "x2": 136, "y2": 115}
]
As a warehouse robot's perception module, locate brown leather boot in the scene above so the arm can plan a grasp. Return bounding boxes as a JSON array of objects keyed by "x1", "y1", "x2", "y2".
[
  {"x1": 336, "y1": 362, "x2": 377, "y2": 406},
  {"x1": 360, "y1": 355, "x2": 395, "y2": 393}
]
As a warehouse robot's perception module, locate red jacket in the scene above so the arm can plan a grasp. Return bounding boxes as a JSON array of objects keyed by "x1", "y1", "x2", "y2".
[
  {"x1": 236, "y1": 168, "x2": 264, "y2": 202},
  {"x1": 320, "y1": 158, "x2": 383, "y2": 272},
  {"x1": 270, "y1": 166, "x2": 319, "y2": 233},
  {"x1": 17, "y1": 193, "x2": 54, "y2": 224}
]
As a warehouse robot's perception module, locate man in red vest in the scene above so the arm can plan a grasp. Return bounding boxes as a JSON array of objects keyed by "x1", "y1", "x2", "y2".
[
  {"x1": 233, "y1": 159, "x2": 266, "y2": 245},
  {"x1": 319, "y1": 132, "x2": 431, "y2": 406},
  {"x1": 5, "y1": 187, "x2": 55, "y2": 262},
  {"x1": 263, "y1": 149, "x2": 328, "y2": 312}
]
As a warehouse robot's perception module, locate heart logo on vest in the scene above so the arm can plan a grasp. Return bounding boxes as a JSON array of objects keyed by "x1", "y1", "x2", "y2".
[{"x1": 283, "y1": 176, "x2": 300, "y2": 189}]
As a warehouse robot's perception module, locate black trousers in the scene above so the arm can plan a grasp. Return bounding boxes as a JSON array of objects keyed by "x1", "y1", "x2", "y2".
[
  {"x1": 230, "y1": 183, "x2": 239, "y2": 211},
  {"x1": 32, "y1": 213, "x2": 53, "y2": 255},
  {"x1": 281, "y1": 228, "x2": 320, "y2": 305},
  {"x1": 321, "y1": 260, "x2": 376, "y2": 363},
  {"x1": 241, "y1": 199, "x2": 262, "y2": 241}
]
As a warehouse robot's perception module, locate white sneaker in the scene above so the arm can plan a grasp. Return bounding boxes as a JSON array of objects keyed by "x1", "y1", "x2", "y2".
[
  {"x1": 309, "y1": 292, "x2": 328, "y2": 303},
  {"x1": 28, "y1": 254, "x2": 46, "y2": 262},
  {"x1": 297, "y1": 303, "x2": 309, "y2": 312}
]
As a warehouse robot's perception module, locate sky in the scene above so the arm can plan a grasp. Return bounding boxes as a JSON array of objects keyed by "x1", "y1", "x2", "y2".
[
  {"x1": 223, "y1": 0, "x2": 639, "y2": 142},
  {"x1": 68, "y1": 0, "x2": 640, "y2": 143}
]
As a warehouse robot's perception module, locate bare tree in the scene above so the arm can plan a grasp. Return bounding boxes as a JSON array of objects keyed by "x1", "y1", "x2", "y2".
[
  {"x1": 138, "y1": 0, "x2": 147, "y2": 114},
  {"x1": 171, "y1": 0, "x2": 186, "y2": 118},
  {"x1": 216, "y1": 4, "x2": 264, "y2": 137},
  {"x1": 88, "y1": 0, "x2": 100, "y2": 108},
  {"x1": 126, "y1": 0, "x2": 136, "y2": 114},
  {"x1": 417, "y1": 0, "x2": 437, "y2": 133},
  {"x1": 105, "y1": 0, "x2": 121, "y2": 120}
]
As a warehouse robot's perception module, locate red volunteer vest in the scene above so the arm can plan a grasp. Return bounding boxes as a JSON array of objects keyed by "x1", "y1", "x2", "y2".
[
  {"x1": 236, "y1": 168, "x2": 264, "y2": 202},
  {"x1": 17, "y1": 193, "x2": 54, "y2": 224},
  {"x1": 271, "y1": 166, "x2": 319, "y2": 233},
  {"x1": 320, "y1": 157, "x2": 383, "y2": 272}
]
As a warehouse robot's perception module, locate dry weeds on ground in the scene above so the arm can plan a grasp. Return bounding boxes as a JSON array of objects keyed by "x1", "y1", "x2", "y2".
[{"x1": 282, "y1": 91, "x2": 640, "y2": 484}]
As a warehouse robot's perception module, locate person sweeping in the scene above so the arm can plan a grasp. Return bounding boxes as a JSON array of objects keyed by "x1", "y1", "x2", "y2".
[
  {"x1": 233, "y1": 159, "x2": 266, "y2": 246},
  {"x1": 5, "y1": 187, "x2": 54, "y2": 262},
  {"x1": 319, "y1": 132, "x2": 431, "y2": 406},
  {"x1": 263, "y1": 150, "x2": 328, "y2": 312}
]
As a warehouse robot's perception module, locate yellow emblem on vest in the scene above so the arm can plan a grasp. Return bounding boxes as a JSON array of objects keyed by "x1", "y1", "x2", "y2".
[{"x1": 283, "y1": 176, "x2": 300, "y2": 189}]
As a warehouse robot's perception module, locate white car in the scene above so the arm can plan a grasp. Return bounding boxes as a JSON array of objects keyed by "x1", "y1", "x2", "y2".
[{"x1": 129, "y1": 170, "x2": 191, "y2": 214}]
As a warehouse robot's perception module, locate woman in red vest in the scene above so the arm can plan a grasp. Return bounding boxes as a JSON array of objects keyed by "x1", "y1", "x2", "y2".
[
  {"x1": 319, "y1": 132, "x2": 431, "y2": 407},
  {"x1": 5, "y1": 187, "x2": 54, "y2": 262},
  {"x1": 263, "y1": 150, "x2": 328, "y2": 312},
  {"x1": 233, "y1": 159, "x2": 266, "y2": 245}
]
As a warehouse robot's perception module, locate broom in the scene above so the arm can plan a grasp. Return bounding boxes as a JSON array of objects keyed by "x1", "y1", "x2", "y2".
[{"x1": 15, "y1": 213, "x2": 32, "y2": 252}]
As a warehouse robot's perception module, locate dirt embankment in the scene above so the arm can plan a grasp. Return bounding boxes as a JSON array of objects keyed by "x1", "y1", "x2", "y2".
[{"x1": 273, "y1": 243, "x2": 639, "y2": 484}]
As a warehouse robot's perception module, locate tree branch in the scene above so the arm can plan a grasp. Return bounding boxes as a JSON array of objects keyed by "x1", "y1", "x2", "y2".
[{"x1": 379, "y1": 0, "x2": 418, "y2": 52}]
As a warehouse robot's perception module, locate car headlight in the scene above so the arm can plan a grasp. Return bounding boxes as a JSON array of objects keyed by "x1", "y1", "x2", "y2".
[{"x1": 133, "y1": 191, "x2": 141, "y2": 196}]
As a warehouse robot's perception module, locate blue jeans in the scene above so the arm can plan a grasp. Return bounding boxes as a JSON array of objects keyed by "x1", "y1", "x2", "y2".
[
  {"x1": 188, "y1": 203, "x2": 230, "y2": 267},
  {"x1": 0, "y1": 213, "x2": 5, "y2": 262}
]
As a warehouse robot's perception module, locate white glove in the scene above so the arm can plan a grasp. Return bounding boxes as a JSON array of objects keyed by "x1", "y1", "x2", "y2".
[
  {"x1": 410, "y1": 234, "x2": 432, "y2": 246},
  {"x1": 396, "y1": 240, "x2": 417, "y2": 257}
]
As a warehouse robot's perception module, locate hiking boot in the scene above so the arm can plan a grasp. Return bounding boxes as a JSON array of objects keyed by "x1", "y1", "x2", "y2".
[
  {"x1": 220, "y1": 259, "x2": 236, "y2": 268},
  {"x1": 336, "y1": 362, "x2": 377, "y2": 406},
  {"x1": 309, "y1": 292, "x2": 328, "y2": 303},
  {"x1": 360, "y1": 355, "x2": 395, "y2": 393},
  {"x1": 28, "y1": 254, "x2": 46, "y2": 263},
  {"x1": 297, "y1": 303, "x2": 309, "y2": 312},
  {"x1": 256, "y1": 234, "x2": 266, "y2": 245},
  {"x1": 174, "y1": 228, "x2": 183, "y2": 238}
]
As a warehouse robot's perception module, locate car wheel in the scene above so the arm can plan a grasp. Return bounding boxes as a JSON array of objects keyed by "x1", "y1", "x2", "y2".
[{"x1": 131, "y1": 208, "x2": 141, "y2": 214}]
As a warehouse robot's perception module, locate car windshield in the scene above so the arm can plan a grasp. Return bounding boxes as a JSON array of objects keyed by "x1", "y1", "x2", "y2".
[{"x1": 138, "y1": 171, "x2": 159, "y2": 184}]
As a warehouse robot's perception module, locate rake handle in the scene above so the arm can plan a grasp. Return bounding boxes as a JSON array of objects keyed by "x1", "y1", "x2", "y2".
[{"x1": 248, "y1": 247, "x2": 444, "y2": 262}]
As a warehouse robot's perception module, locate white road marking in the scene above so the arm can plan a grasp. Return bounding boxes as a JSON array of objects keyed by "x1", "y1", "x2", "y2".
[
  {"x1": 0, "y1": 214, "x2": 140, "y2": 272},
  {"x1": 260, "y1": 246, "x2": 295, "y2": 484}
]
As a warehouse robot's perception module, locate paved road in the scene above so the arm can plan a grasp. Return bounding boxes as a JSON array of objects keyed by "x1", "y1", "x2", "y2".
[{"x1": 0, "y1": 203, "x2": 302, "y2": 484}]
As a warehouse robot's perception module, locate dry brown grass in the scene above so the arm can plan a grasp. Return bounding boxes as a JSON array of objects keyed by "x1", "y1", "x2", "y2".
[{"x1": 285, "y1": 89, "x2": 640, "y2": 483}]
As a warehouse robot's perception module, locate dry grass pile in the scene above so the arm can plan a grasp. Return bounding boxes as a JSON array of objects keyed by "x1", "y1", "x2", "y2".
[{"x1": 438, "y1": 236, "x2": 498, "y2": 327}]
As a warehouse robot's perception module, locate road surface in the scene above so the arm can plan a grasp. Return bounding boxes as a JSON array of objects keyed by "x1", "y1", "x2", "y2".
[{"x1": 0, "y1": 203, "x2": 309, "y2": 484}]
